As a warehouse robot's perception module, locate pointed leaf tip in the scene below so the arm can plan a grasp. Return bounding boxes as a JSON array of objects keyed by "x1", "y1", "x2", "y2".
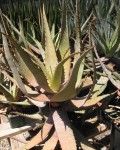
[{"x1": 43, "y1": 5, "x2": 58, "y2": 78}]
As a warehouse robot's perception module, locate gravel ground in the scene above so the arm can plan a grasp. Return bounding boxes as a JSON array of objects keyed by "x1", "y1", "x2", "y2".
[
  {"x1": 0, "y1": 131, "x2": 30, "y2": 150},
  {"x1": 0, "y1": 139, "x2": 11, "y2": 150}
]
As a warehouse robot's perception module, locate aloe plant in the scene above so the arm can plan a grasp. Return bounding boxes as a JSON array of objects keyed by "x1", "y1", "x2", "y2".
[
  {"x1": 93, "y1": 0, "x2": 120, "y2": 58},
  {"x1": 0, "y1": 0, "x2": 113, "y2": 149}
]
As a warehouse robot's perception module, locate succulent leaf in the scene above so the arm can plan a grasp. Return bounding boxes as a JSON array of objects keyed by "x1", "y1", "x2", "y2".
[
  {"x1": 28, "y1": 34, "x2": 45, "y2": 59},
  {"x1": 0, "y1": 83, "x2": 15, "y2": 101},
  {"x1": 59, "y1": 0, "x2": 70, "y2": 82},
  {"x1": 43, "y1": 5, "x2": 58, "y2": 78},
  {"x1": 23, "y1": 47, "x2": 51, "y2": 86},
  {"x1": 50, "y1": 53, "x2": 79, "y2": 92},
  {"x1": 0, "y1": 99, "x2": 31, "y2": 106},
  {"x1": 51, "y1": 48, "x2": 92, "y2": 102},
  {"x1": 94, "y1": 47, "x2": 120, "y2": 89},
  {"x1": 75, "y1": 59, "x2": 85, "y2": 89},
  {"x1": 10, "y1": 111, "x2": 43, "y2": 120},
  {"x1": 64, "y1": 94, "x2": 112, "y2": 111},
  {"x1": 7, "y1": 35, "x2": 53, "y2": 93},
  {"x1": 42, "y1": 131, "x2": 58, "y2": 150},
  {"x1": 74, "y1": 0, "x2": 84, "y2": 89},
  {"x1": 52, "y1": 108, "x2": 77, "y2": 150},
  {"x1": 0, "y1": 16, "x2": 27, "y2": 96},
  {"x1": 24, "y1": 115, "x2": 53, "y2": 150},
  {"x1": 12, "y1": 85, "x2": 22, "y2": 101},
  {"x1": 83, "y1": 94, "x2": 110, "y2": 107},
  {"x1": 92, "y1": 75, "x2": 109, "y2": 98}
]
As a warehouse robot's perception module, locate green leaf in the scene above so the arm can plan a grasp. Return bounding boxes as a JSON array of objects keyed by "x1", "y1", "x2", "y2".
[
  {"x1": 3, "y1": 14, "x2": 20, "y2": 36},
  {"x1": 12, "y1": 84, "x2": 22, "y2": 101},
  {"x1": 109, "y1": 25, "x2": 119, "y2": 49},
  {"x1": 93, "y1": 31, "x2": 109, "y2": 54},
  {"x1": 43, "y1": 5, "x2": 58, "y2": 78},
  {"x1": 0, "y1": 83, "x2": 15, "y2": 102},
  {"x1": 59, "y1": 0, "x2": 70, "y2": 82},
  {"x1": 83, "y1": 94, "x2": 110, "y2": 107},
  {"x1": 74, "y1": 0, "x2": 83, "y2": 55},
  {"x1": 27, "y1": 34, "x2": 45, "y2": 59},
  {"x1": 75, "y1": 59, "x2": 85, "y2": 89},
  {"x1": 92, "y1": 75, "x2": 109, "y2": 98},
  {"x1": 81, "y1": 12, "x2": 93, "y2": 31},
  {"x1": 108, "y1": 19, "x2": 120, "y2": 57},
  {"x1": 19, "y1": 18, "x2": 30, "y2": 50},
  {"x1": 0, "y1": 98, "x2": 31, "y2": 106},
  {"x1": 51, "y1": 48, "x2": 92, "y2": 102},
  {"x1": 109, "y1": 11, "x2": 120, "y2": 56},
  {"x1": 50, "y1": 53, "x2": 79, "y2": 92},
  {"x1": 10, "y1": 111, "x2": 43, "y2": 120},
  {"x1": 0, "y1": 17, "x2": 27, "y2": 96}
]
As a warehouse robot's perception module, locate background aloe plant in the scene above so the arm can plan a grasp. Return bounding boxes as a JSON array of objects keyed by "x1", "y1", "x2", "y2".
[{"x1": 93, "y1": 0, "x2": 120, "y2": 58}]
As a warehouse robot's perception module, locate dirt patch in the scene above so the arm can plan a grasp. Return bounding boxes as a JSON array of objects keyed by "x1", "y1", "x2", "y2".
[{"x1": 0, "y1": 139, "x2": 11, "y2": 150}]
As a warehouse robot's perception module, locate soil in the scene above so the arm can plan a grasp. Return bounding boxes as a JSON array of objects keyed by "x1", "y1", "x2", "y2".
[{"x1": 0, "y1": 139, "x2": 11, "y2": 150}]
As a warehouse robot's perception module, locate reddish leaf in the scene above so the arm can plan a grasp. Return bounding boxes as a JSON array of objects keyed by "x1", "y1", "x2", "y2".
[
  {"x1": 52, "y1": 108, "x2": 77, "y2": 150},
  {"x1": 23, "y1": 115, "x2": 53, "y2": 150},
  {"x1": 29, "y1": 94, "x2": 50, "y2": 102},
  {"x1": 63, "y1": 96, "x2": 86, "y2": 111},
  {"x1": 28, "y1": 99, "x2": 46, "y2": 107},
  {"x1": 42, "y1": 131, "x2": 58, "y2": 150},
  {"x1": 25, "y1": 85, "x2": 51, "y2": 102},
  {"x1": 64, "y1": 94, "x2": 113, "y2": 111}
]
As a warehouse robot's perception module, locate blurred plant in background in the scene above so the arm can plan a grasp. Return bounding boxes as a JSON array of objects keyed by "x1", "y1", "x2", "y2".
[{"x1": 93, "y1": 0, "x2": 120, "y2": 58}]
